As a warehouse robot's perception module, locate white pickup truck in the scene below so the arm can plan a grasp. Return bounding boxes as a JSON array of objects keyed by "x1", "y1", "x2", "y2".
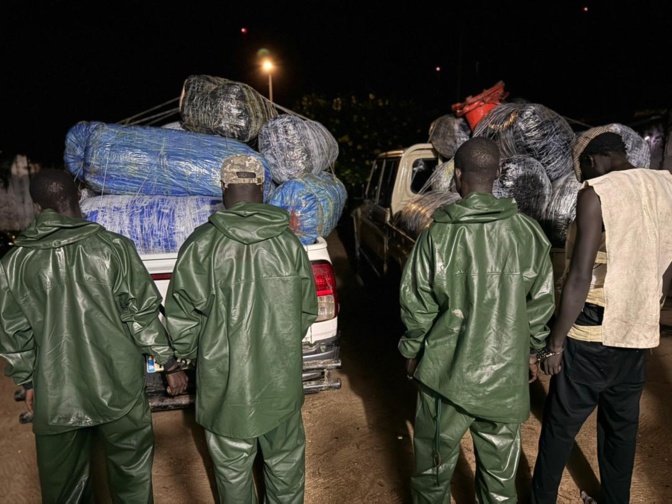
[
  {"x1": 141, "y1": 236, "x2": 342, "y2": 412},
  {"x1": 351, "y1": 143, "x2": 565, "y2": 287}
]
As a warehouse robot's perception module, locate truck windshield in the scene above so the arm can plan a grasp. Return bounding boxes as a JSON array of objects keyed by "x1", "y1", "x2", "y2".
[{"x1": 410, "y1": 158, "x2": 440, "y2": 193}]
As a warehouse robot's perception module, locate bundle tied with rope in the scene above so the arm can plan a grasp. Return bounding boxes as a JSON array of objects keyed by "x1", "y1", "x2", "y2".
[
  {"x1": 397, "y1": 162, "x2": 461, "y2": 238},
  {"x1": 268, "y1": 171, "x2": 347, "y2": 245},
  {"x1": 81, "y1": 195, "x2": 224, "y2": 255},
  {"x1": 64, "y1": 120, "x2": 275, "y2": 201},
  {"x1": 428, "y1": 114, "x2": 471, "y2": 160},
  {"x1": 493, "y1": 155, "x2": 552, "y2": 223},
  {"x1": 474, "y1": 102, "x2": 575, "y2": 182},
  {"x1": 179, "y1": 75, "x2": 278, "y2": 143},
  {"x1": 258, "y1": 114, "x2": 339, "y2": 184}
]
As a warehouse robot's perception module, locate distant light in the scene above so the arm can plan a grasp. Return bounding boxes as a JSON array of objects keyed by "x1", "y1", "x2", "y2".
[
  {"x1": 582, "y1": 6, "x2": 588, "y2": 12},
  {"x1": 435, "y1": 66, "x2": 441, "y2": 72},
  {"x1": 262, "y1": 60, "x2": 274, "y2": 72},
  {"x1": 241, "y1": 27, "x2": 248, "y2": 34}
]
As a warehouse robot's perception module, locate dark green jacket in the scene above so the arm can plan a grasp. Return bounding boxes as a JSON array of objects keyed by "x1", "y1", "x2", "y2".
[
  {"x1": 399, "y1": 193, "x2": 554, "y2": 423},
  {"x1": 0, "y1": 210, "x2": 174, "y2": 434},
  {"x1": 165, "y1": 202, "x2": 318, "y2": 438}
]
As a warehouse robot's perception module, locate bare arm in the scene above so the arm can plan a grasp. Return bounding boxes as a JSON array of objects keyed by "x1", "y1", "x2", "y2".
[
  {"x1": 548, "y1": 187, "x2": 603, "y2": 352},
  {"x1": 662, "y1": 262, "x2": 672, "y2": 304}
]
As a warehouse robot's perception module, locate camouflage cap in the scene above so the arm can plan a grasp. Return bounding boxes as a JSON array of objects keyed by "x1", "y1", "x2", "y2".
[{"x1": 220, "y1": 154, "x2": 265, "y2": 187}]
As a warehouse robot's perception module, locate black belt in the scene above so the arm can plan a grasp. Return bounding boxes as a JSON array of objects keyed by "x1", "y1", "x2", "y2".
[{"x1": 575, "y1": 302, "x2": 604, "y2": 326}]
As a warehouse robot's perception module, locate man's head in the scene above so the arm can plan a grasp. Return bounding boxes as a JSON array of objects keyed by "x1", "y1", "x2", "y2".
[
  {"x1": 453, "y1": 137, "x2": 501, "y2": 197},
  {"x1": 573, "y1": 129, "x2": 631, "y2": 182},
  {"x1": 220, "y1": 154, "x2": 265, "y2": 208},
  {"x1": 29, "y1": 169, "x2": 81, "y2": 218}
]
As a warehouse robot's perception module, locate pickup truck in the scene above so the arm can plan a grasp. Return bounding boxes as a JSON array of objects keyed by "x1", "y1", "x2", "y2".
[
  {"x1": 141, "y1": 235, "x2": 342, "y2": 412},
  {"x1": 350, "y1": 143, "x2": 565, "y2": 287}
]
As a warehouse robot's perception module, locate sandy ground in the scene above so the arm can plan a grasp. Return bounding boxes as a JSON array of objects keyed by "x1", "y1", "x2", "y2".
[{"x1": 1, "y1": 229, "x2": 671, "y2": 503}]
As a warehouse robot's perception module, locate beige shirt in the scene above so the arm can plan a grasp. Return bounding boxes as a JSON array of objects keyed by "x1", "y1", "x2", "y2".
[{"x1": 565, "y1": 169, "x2": 672, "y2": 349}]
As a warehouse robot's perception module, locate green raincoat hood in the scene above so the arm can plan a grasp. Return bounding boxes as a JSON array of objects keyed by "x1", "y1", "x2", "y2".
[
  {"x1": 15, "y1": 209, "x2": 102, "y2": 249},
  {"x1": 208, "y1": 202, "x2": 290, "y2": 244},
  {"x1": 434, "y1": 192, "x2": 518, "y2": 224}
]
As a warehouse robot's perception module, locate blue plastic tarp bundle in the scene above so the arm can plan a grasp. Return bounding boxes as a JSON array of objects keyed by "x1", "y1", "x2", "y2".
[
  {"x1": 268, "y1": 171, "x2": 346, "y2": 245},
  {"x1": 81, "y1": 194, "x2": 223, "y2": 254},
  {"x1": 64, "y1": 121, "x2": 274, "y2": 201}
]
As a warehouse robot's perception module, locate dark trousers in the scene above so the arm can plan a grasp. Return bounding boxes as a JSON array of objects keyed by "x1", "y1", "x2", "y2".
[
  {"x1": 531, "y1": 337, "x2": 647, "y2": 504},
  {"x1": 35, "y1": 396, "x2": 155, "y2": 504},
  {"x1": 412, "y1": 385, "x2": 521, "y2": 503},
  {"x1": 205, "y1": 409, "x2": 306, "y2": 504}
]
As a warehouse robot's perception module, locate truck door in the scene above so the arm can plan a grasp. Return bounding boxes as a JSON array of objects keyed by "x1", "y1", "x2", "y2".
[{"x1": 357, "y1": 156, "x2": 399, "y2": 277}]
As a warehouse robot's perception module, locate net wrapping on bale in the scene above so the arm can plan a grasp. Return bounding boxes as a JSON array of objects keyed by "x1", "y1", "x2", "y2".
[
  {"x1": 429, "y1": 159, "x2": 456, "y2": 192},
  {"x1": 179, "y1": 75, "x2": 278, "y2": 143},
  {"x1": 64, "y1": 121, "x2": 274, "y2": 200},
  {"x1": 428, "y1": 114, "x2": 471, "y2": 159},
  {"x1": 493, "y1": 156, "x2": 551, "y2": 223},
  {"x1": 604, "y1": 123, "x2": 651, "y2": 168},
  {"x1": 541, "y1": 170, "x2": 583, "y2": 247},
  {"x1": 268, "y1": 171, "x2": 347, "y2": 245},
  {"x1": 259, "y1": 114, "x2": 339, "y2": 184},
  {"x1": 396, "y1": 191, "x2": 462, "y2": 238},
  {"x1": 81, "y1": 195, "x2": 223, "y2": 254},
  {"x1": 474, "y1": 102, "x2": 575, "y2": 182}
]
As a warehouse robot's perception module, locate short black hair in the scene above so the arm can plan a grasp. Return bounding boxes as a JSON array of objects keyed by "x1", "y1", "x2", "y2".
[
  {"x1": 29, "y1": 169, "x2": 80, "y2": 213},
  {"x1": 581, "y1": 132, "x2": 626, "y2": 161},
  {"x1": 454, "y1": 137, "x2": 501, "y2": 182}
]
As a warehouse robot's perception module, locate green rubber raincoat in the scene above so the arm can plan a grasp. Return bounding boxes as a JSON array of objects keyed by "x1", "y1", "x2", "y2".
[
  {"x1": 399, "y1": 193, "x2": 555, "y2": 423},
  {"x1": 165, "y1": 202, "x2": 318, "y2": 438},
  {"x1": 0, "y1": 210, "x2": 174, "y2": 435}
]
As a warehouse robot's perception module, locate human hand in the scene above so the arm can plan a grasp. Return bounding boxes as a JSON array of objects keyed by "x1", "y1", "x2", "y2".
[
  {"x1": 25, "y1": 388, "x2": 34, "y2": 414},
  {"x1": 165, "y1": 366, "x2": 189, "y2": 396},
  {"x1": 405, "y1": 358, "x2": 418, "y2": 379},
  {"x1": 529, "y1": 355, "x2": 540, "y2": 383},
  {"x1": 541, "y1": 352, "x2": 563, "y2": 375}
]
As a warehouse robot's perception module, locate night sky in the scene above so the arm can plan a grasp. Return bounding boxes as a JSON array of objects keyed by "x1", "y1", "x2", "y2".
[{"x1": 3, "y1": 1, "x2": 672, "y2": 164}]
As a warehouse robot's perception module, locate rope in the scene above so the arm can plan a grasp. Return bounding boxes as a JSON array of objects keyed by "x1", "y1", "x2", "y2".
[
  {"x1": 124, "y1": 108, "x2": 180, "y2": 127},
  {"x1": 118, "y1": 97, "x2": 180, "y2": 125}
]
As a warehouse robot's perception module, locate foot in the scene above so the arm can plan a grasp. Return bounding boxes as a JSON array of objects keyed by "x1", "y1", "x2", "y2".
[{"x1": 580, "y1": 490, "x2": 597, "y2": 503}]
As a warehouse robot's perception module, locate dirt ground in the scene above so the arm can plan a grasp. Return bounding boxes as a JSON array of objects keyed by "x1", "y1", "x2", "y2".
[{"x1": 1, "y1": 229, "x2": 671, "y2": 503}]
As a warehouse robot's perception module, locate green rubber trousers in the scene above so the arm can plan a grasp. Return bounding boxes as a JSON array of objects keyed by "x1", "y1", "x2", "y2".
[
  {"x1": 411, "y1": 385, "x2": 521, "y2": 504},
  {"x1": 35, "y1": 396, "x2": 155, "y2": 504},
  {"x1": 205, "y1": 409, "x2": 306, "y2": 504}
]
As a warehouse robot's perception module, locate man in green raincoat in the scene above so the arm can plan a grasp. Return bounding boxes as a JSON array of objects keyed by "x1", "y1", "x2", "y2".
[
  {"x1": 165, "y1": 154, "x2": 318, "y2": 503},
  {"x1": 399, "y1": 137, "x2": 555, "y2": 503},
  {"x1": 0, "y1": 169, "x2": 187, "y2": 503}
]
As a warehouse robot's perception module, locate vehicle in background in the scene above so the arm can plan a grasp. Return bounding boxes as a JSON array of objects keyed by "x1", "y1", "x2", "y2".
[{"x1": 350, "y1": 143, "x2": 566, "y2": 288}]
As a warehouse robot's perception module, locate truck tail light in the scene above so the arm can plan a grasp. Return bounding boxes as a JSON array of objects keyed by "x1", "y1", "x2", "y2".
[
  {"x1": 151, "y1": 273, "x2": 172, "y2": 282},
  {"x1": 311, "y1": 260, "x2": 338, "y2": 321}
]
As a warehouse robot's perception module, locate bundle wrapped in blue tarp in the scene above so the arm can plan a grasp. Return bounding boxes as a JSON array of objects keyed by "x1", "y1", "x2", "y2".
[
  {"x1": 81, "y1": 194, "x2": 223, "y2": 254},
  {"x1": 64, "y1": 121, "x2": 274, "y2": 200},
  {"x1": 268, "y1": 171, "x2": 347, "y2": 245},
  {"x1": 258, "y1": 114, "x2": 339, "y2": 184}
]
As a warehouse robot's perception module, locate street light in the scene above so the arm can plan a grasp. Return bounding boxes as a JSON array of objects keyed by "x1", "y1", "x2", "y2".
[{"x1": 262, "y1": 59, "x2": 274, "y2": 103}]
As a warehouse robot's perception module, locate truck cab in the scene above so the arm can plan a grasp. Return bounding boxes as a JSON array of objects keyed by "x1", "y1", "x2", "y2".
[{"x1": 351, "y1": 143, "x2": 440, "y2": 279}]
